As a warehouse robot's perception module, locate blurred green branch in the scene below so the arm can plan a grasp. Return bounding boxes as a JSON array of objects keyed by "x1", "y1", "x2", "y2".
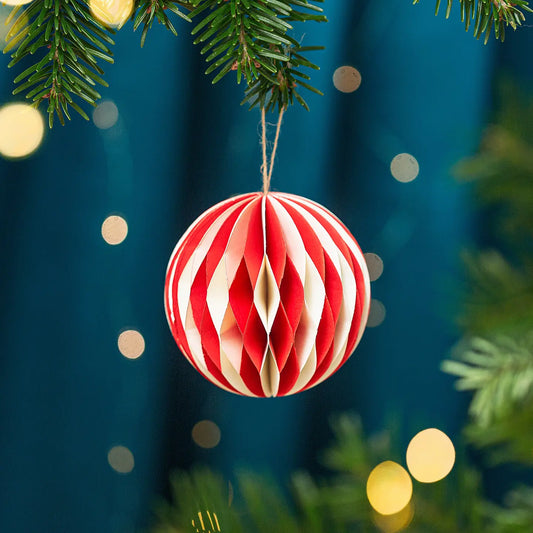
[
  {"x1": 152, "y1": 414, "x2": 489, "y2": 533},
  {"x1": 444, "y1": 336, "x2": 533, "y2": 428},
  {"x1": 444, "y1": 88, "x2": 533, "y2": 466}
]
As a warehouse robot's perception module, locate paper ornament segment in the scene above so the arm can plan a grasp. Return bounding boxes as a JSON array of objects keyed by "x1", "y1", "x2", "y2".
[{"x1": 164, "y1": 192, "x2": 371, "y2": 397}]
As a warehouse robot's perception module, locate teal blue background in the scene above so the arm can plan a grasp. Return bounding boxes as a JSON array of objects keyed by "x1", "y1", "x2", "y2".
[{"x1": 0, "y1": 1, "x2": 531, "y2": 532}]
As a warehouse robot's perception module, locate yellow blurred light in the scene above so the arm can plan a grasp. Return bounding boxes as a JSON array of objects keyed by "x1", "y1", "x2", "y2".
[
  {"x1": 367, "y1": 299, "x2": 386, "y2": 328},
  {"x1": 1, "y1": 0, "x2": 33, "y2": 6},
  {"x1": 390, "y1": 153, "x2": 419, "y2": 183},
  {"x1": 0, "y1": 103, "x2": 44, "y2": 159},
  {"x1": 366, "y1": 461, "x2": 413, "y2": 516},
  {"x1": 406, "y1": 428, "x2": 456, "y2": 483},
  {"x1": 364, "y1": 252, "x2": 384, "y2": 282},
  {"x1": 192, "y1": 420, "x2": 221, "y2": 449},
  {"x1": 191, "y1": 510, "x2": 221, "y2": 532},
  {"x1": 373, "y1": 502, "x2": 414, "y2": 533},
  {"x1": 107, "y1": 445, "x2": 134, "y2": 474},
  {"x1": 117, "y1": 329, "x2": 145, "y2": 359},
  {"x1": 333, "y1": 66, "x2": 362, "y2": 93},
  {"x1": 89, "y1": 0, "x2": 133, "y2": 27},
  {"x1": 101, "y1": 215, "x2": 128, "y2": 245}
]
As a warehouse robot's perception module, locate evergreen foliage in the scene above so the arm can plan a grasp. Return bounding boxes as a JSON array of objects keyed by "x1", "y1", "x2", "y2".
[
  {"x1": 5, "y1": 0, "x2": 114, "y2": 127},
  {"x1": 456, "y1": 251, "x2": 533, "y2": 336},
  {"x1": 444, "y1": 336, "x2": 533, "y2": 428},
  {"x1": 3, "y1": 0, "x2": 531, "y2": 127},
  {"x1": 487, "y1": 487, "x2": 533, "y2": 533},
  {"x1": 187, "y1": 0, "x2": 326, "y2": 111},
  {"x1": 152, "y1": 415, "x2": 486, "y2": 533},
  {"x1": 415, "y1": 0, "x2": 532, "y2": 43},
  {"x1": 444, "y1": 88, "x2": 533, "y2": 466},
  {"x1": 455, "y1": 87, "x2": 533, "y2": 248},
  {"x1": 132, "y1": 0, "x2": 191, "y2": 47},
  {"x1": 4, "y1": 0, "x2": 326, "y2": 126},
  {"x1": 151, "y1": 417, "x2": 530, "y2": 532}
]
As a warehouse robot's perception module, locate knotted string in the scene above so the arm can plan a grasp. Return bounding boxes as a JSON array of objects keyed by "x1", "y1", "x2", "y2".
[{"x1": 261, "y1": 106, "x2": 286, "y2": 194}]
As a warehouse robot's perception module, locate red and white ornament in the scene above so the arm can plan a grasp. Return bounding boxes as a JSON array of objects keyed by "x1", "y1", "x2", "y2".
[{"x1": 164, "y1": 192, "x2": 371, "y2": 397}]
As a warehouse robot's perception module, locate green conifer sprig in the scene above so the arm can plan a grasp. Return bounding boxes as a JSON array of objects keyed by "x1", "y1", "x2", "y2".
[
  {"x1": 455, "y1": 100, "x2": 533, "y2": 246},
  {"x1": 189, "y1": 0, "x2": 294, "y2": 84},
  {"x1": 444, "y1": 334, "x2": 533, "y2": 465},
  {"x1": 487, "y1": 487, "x2": 533, "y2": 533},
  {"x1": 132, "y1": 0, "x2": 192, "y2": 47},
  {"x1": 5, "y1": 0, "x2": 114, "y2": 127},
  {"x1": 4, "y1": 0, "x2": 325, "y2": 126},
  {"x1": 444, "y1": 336, "x2": 533, "y2": 427},
  {"x1": 133, "y1": 0, "x2": 326, "y2": 110},
  {"x1": 466, "y1": 402, "x2": 533, "y2": 464},
  {"x1": 457, "y1": 251, "x2": 533, "y2": 336},
  {"x1": 242, "y1": 43, "x2": 323, "y2": 112},
  {"x1": 414, "y1": 0, "x2": 532, "y2": 43},
  {"x1": 188, "y1": 0, "x2": 326, "y2": 111}
]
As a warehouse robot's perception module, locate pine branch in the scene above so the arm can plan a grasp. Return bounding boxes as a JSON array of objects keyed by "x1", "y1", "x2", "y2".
[
  {"x1": 457, "y1": 251, "x2": 533, "y2": 336},
  {"x1": 5, "y1": 0, "x2": 326, "y2": 127},
  {"x1": 465, "y1": 404, "x2": 533, "y2": 464},
  {"x1": 4, "y1": 0, "x2": 530, "y2": 128},
  {"x1": 447, "y1": 89, "x2": 533, "y2": 468},
  {"x1": 444, "y1": 336, "x2": 533, "y2": 428},
  {"x1": 321, "y1": 414, "x2": 391, "y2": 477},
  {"x1": 451, "y1": 91, "x2": 533, "y2": 335},
  {"x1": 414, "y1": 0, "x2": 532, "y2": 43},
  {"x1": 242, "y1": 43, "x2": 324, "y2": 113},
  {"x1": 132, "y1": 0, "x2": 193, "y2": 47},
  {"x1": 455, "y1": 86, "x2": 533, "y2": 247},
  {"x1": 449, "y1": 336, "x2": 533, "y2": 467},
  {"x1": 5, "y1": 0, "x2": 114, "y2": 127},
  {"x1": 487, "y1": 487, "x2": 533, "y2": 533},
  {"x1": 189, "y1": 0, "x2": 326, "y2": 110}
]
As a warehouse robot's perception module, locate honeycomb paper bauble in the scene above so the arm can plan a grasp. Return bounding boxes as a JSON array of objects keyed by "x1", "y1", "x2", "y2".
[{"x1": 164, "y1": 192, "x2": 371, "y2": 397}]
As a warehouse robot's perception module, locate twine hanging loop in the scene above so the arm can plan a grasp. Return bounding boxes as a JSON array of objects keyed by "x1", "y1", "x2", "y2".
[{"x1": 261, "y1": 107, "x2": 286, "y2": 194}]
